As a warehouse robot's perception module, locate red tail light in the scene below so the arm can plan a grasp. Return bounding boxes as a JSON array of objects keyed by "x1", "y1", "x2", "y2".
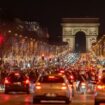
[
  {"x1": 60, "y1": 70, "x2": 64, "y2": 73},
  {"x1": 25, "y1": 79, "x2": 30, "y2": 84},
  {"x1": 48, "y1": 76, "x2": 55, "y2": 79},
  {"x1": 36, "y1": 86, "x2": 41, "y2": 89},
  {"x1": 97, "y1": 85, "x2": 105, "y2": 90},
  {"x1": 15, "y1": 73, "x2": 20, "y2": 76},
  {"x1": 58, "y1": 73, "x2": 62, "y2": 75},
  {"x1": 61, "y1": 83, "x2": 67, "y2": 90},
  {"x1": 61, "y1": 86, "x2": 67, "y2": 90},
  {"x1": 4, "y1": 78, "x2": 10, "y2": 84},
  {"x1": 70, "y1": 75, "x2": 74, "y2": 79},
  {"x1": 36, "y1": 82, "x2": 41, "y2": 89},
  {"x1": 98, "y1": 75, "x2": 102, "y2": 79}
]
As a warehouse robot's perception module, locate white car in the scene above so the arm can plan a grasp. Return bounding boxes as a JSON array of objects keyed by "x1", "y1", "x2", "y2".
[{"x1": 33, "y1": 74, "x2": 72, "y2": 104}]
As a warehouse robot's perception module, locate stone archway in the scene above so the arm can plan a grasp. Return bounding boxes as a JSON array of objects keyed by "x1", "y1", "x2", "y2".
[
  {"x1": 75, "y1": 31, "x2": 86, "y2": 53},
  {"x1": 61, "y1": 18, "x2": 100, "y2": 52}
]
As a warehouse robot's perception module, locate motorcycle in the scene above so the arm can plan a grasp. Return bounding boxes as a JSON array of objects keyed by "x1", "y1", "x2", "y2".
[
  {"x1": 68, "y1": 75, "x2": 75, "y2": 96},
  {"x1": 87, "y1": 73, "x2": 97, "y2": 93},
  {"x1": 79, "y1": 82, "x2": 87, "y2": 94},
  {"x1": 78, "y1": 74, "x2": 87, "y2": 94}
]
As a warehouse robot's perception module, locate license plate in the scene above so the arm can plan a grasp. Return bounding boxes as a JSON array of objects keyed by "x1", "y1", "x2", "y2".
[
  {"x1": 14, "y1": 82, "x2": 21, "y2": 85},
  {"x1": 46, "y1": 93, "x2": 56, "y2": 97}
]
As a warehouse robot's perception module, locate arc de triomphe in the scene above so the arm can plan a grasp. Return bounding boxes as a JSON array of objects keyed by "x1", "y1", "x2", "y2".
[{"x1": 61, "y1": 18, "x2": 100, "y2": 52}]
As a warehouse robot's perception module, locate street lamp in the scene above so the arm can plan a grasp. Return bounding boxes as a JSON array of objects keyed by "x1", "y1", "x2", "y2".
[{"x1": 8, "y1": 30, "x2": 12, "y2": 33}]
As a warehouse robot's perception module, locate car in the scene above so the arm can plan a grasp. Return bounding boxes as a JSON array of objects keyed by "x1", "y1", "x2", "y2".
[
  {"x1": 98, "y1": 68, "x2": 105, "y2": 80},
  {"x1": 94, "y1": 76, "x2": 105, "y2": 105},
  {"x1": 54, "y1": 70, "x2": 75, "y2": 96},
  {"x1": 4, "y1": 71, "x2": 30, "y2": 94},
  {"x1": 33, "y1": 74, "x2": 72, "y2": 104}
]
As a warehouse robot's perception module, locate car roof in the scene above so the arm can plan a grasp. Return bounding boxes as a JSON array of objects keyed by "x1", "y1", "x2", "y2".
[{"x1": 45, "y1": 73, "x2": 65, "y2": 77}]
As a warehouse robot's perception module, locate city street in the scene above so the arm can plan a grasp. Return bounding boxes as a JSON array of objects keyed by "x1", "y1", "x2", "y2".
[
  {"x1": 0, "y1": 1, "x2": 105, "y2": 105},
  {"x1": 0, "y1": 92, "x2": 95, "y2": 105}
]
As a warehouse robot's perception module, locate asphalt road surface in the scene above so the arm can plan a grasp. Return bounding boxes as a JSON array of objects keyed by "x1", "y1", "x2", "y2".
[{"x1": 0, "y1": 92, "x2": 100, "y2": 105}]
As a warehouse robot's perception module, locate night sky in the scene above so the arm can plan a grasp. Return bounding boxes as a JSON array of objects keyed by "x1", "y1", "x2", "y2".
[{"x1": 0, "y1": 0, "x2": 105, "y2": 39}]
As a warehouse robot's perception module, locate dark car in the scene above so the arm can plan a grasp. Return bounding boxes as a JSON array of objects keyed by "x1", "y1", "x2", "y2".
[{"x1": 4, "y1": 71, "x2": 30, "y2": 94}]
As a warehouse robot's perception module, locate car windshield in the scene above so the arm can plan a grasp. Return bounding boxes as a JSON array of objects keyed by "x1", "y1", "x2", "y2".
[
  {"x1": 38, "y1": 75, "x2": 64, "y2": 83},
  {"x1": 8, "y1": 72, "x2": 26, "y2": 82}
]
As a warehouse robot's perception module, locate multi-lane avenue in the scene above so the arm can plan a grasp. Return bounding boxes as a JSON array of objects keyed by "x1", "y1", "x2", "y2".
[{"x1": 0, "y1": 92, "x2": 95, "y2": 105}]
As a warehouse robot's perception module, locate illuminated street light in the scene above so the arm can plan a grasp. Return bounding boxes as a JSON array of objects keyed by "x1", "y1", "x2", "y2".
[
  {"x1": 8, "y1": 30, "x2": 11, "y2": 33},
  {"x1": 15, "y1": 33, "x2": 18, "y2": 36}
]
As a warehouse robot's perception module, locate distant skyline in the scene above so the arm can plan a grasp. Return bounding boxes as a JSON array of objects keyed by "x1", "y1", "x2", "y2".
[{"x1": 0, "y1": 0, "x2": 105, "y2": 39}]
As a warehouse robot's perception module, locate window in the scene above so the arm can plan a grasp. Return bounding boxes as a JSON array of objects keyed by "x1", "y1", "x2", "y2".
[{"x1": 39, "y1": 75, "x2": 64, "y2": 83}]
